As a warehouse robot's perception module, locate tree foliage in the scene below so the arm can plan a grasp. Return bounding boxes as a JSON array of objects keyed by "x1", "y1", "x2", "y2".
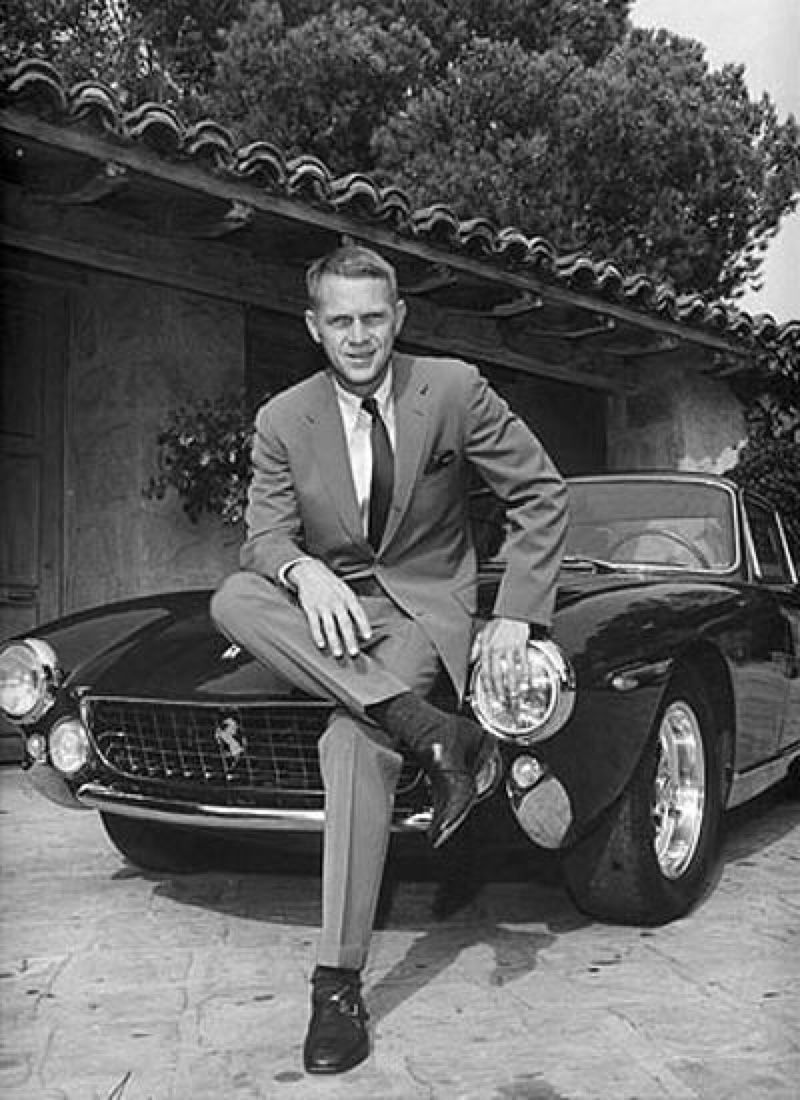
[
  {"x1": 724, "y1": 344, "x2": 800, "y2": 559},
  {"x1": 1, "y1": 1, "x2": 131, "y2": 86},
  {"x1": 0, "y1": 0, "x2": 246, "y2": 106},
  {"x1": 210, "y1": 2, "x2": 436, "y2": 172},
  {"x1": 726, "y1": 433, "x2": 800, "y2": 562},
  {"x1": 208, "y1": 2, "x2": 797, "y2": 300},
  {"x1": 3, "y1": 2, "x2": 797, "y2": 302},
  {"x1": 5, "y1": 2, "x2": 796, "y2": 534},
  {"x1": 373, "y1": 28, "x2": 799, "y2": 298}
]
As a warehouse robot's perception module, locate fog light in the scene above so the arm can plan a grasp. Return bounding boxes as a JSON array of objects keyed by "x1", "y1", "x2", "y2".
[
  {"x1": 510, "y1": 754, "x2": 544, "y2": 791},
  {"x1": 49, "y1": 717, "x2": 91, "y2": 775},
  {"x1": 26, "y1": 732, "x2": 48, "y2": 763}
]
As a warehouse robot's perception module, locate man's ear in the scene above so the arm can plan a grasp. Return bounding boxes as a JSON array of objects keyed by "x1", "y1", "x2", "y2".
[
  {"x1": 305, "y1": 308, "x2": 321, "y2": 344},
  {"x1": 393, "y1": 298, "x2": 408, "y2": 336}
]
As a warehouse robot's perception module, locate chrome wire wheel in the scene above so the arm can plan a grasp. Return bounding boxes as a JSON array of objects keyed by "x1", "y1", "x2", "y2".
[{"x1": 652, "y1": 699, "x2": 706, "y2": 880}]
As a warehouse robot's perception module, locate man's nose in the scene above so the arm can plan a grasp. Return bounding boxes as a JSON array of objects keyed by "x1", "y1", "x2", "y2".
[{"x1": 348, "y1": 319, "x2": 368, "y2": 343}]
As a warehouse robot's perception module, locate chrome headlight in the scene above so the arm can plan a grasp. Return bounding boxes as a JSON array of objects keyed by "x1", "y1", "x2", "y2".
[
  {"x1": 469, "y1": 639, "x2": 576, "y2": 744},
  {"x1": 0, "y1": 639, "x2": 61, "y2": 724}
]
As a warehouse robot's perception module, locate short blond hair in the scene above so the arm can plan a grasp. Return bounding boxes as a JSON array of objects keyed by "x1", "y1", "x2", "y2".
[{"x1": 306, "y1": 245, "x2": 398, "y2": 308}]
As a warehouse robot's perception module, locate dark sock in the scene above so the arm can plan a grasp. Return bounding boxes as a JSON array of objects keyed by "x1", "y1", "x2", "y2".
[
  {"x1": 367, "y1": 692, "x2": 446, "y2": 751},
  {"x1": 312, "y1": 965, "x2": 360, "y2": 994},
  {"x1": 367, "y1": 692, "x2": 482, "y2": 756}
]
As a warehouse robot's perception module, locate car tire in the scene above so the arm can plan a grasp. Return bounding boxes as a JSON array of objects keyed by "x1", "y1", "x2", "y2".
[
  {"x1": 100, "y1": 812, "x2": 215, "y2": 873},
  {"x1": 562, "y1": 672, "x2": 723, "y2": 925}
]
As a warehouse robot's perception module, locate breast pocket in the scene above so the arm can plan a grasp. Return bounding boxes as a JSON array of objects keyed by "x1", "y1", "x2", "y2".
[{"x1": 423, "y1": 448, "x2": 457, "y2": 476}]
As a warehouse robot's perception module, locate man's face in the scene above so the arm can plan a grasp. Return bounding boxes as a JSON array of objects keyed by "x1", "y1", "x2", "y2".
[{"x1": 305, "y1": 274, "x2": 407, "y2": 396}]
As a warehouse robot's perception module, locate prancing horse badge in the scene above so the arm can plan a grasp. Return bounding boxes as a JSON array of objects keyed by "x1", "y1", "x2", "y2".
[{"x1": 214, "y1": 714, "x2": 247, "y2": 770}]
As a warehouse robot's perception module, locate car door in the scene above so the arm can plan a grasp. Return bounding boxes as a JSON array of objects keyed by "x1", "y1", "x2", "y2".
[{"x1": 743, "y1": 494, "x2": 800, "y2": 752}]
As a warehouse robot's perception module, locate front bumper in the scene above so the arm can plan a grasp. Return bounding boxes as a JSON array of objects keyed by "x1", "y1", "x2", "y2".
[{"x1": 74, "y1": 781, "x2": 434, "y2": 834}]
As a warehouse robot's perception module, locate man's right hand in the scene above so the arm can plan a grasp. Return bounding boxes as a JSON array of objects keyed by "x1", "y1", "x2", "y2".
[{"x1": 286, "y1": 559, "x2": 372, "y2": 658}]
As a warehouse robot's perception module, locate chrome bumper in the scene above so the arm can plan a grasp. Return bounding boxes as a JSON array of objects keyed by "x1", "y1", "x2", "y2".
[{"x1": 75, "y1": 781, "x2": 432, "y2": 834}]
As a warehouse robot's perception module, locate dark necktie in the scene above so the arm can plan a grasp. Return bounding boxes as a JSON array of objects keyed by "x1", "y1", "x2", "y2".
[{"x1": 362, "y1": 396, "x2": 394, "y2": 549}]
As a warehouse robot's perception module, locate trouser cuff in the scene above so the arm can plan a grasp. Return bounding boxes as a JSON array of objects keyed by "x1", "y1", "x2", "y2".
[{"x1": 316, "y1": 943, "x2": 369, "y2": 971}]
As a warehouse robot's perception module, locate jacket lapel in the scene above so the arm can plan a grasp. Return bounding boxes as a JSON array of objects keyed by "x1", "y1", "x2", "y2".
[
  {"x1": 304, "y1": 373, "x2": 367, "y2": 547},
  {"x1": 381, "y1": 354, "x2": 431, "y2": 549}
]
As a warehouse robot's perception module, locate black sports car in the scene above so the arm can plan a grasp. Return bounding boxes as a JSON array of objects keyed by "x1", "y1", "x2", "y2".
[{"x1": 2, "y1": 473, "x2": 798, "y2": 925}]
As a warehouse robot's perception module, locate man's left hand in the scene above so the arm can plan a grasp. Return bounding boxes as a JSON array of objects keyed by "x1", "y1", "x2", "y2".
[{"x1": 471, "y1": 617, "x2": 531, "y2": 702}]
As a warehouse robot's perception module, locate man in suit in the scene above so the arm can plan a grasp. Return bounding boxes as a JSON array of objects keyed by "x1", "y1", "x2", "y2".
[{"x1": 211, "y1": 244, "x2": 568, "y2": 1074}]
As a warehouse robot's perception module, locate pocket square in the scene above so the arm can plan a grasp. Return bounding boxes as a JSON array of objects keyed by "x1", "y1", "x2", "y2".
[{"x1": 424, "y1": 449, "x2": 456, "y2": 475}]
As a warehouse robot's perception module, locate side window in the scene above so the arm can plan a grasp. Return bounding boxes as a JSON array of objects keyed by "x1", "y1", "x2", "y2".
[{"x1": 745, "y1": 497, "x2": 792, "y2": 583}]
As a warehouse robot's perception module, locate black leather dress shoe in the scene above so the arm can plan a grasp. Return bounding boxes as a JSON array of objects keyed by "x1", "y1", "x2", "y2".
[
  {"x1": 424, "y1": 726, "x2": 498, "y2": 849},
  {"x1": 303, "y1": 970, "x2": 369, "y2": 1074}
]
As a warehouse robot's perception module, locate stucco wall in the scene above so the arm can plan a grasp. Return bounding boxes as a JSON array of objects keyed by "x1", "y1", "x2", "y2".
[
  {"x1": 66, "y1": 273, "x2": 246, "y2": 612},
  {"x1": 55, "y1": 265, "x2": 746, "y2": 617},
  {"x1": 607, "y1": 365, "x2": 746, "y2": 474},
  {"x1": 62, "y1": 273, "x2": 607, "y2": 617}
]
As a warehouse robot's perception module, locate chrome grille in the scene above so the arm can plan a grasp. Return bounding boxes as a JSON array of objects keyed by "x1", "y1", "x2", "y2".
[{"x1": 83, "y1": 697, "x2": 422, "y2": 796}]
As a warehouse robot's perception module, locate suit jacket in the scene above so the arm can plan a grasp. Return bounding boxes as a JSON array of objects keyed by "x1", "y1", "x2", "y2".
[{"x1": 241, "y1": 353, "x2": 568, "y2": 698}]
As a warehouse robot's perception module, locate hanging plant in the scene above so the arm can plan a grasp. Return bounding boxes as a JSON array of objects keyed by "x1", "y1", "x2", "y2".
[{"x1": 144, "y1": 392, "x2": 256, "y2": 525}]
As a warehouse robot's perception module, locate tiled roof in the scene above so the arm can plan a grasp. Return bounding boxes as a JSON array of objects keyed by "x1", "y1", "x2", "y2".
[{"x1": 2, "y1": 58, "x2": 798, "y2": 362}]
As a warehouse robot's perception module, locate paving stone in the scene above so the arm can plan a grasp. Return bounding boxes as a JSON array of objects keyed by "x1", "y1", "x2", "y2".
[{"x1": 1, "y1": 769, "x2": 798, "y2": 1099}]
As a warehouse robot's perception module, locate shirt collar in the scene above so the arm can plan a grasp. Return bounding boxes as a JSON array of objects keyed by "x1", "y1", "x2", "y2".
[{"x1": 331, "y1": 365, "x2": 393, "y2": 417}]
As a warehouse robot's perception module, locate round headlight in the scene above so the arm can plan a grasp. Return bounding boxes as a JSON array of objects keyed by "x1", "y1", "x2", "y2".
[
  {"x1": 49, "y1": 716, "x2": 91, "y2": 775},
  {"x1": 469, "y1": 639, "x2": 576, "y2": 744},
  {"x1": 0, "y1": 639, "x2": 60, "y2": 724}
]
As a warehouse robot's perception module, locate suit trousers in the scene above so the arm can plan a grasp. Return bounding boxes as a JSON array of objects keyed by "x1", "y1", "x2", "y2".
[{"x1": 211, "y1": 571, "x2": 442, "y2": 969}]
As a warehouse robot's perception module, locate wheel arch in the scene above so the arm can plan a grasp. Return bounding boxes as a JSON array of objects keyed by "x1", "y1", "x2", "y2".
[
  {"x1": 562, "y1": 641, "x2": 733, "y2": 925},
  {"x1": 663, "y1": 641, "x2": 736, "y2": 806}
]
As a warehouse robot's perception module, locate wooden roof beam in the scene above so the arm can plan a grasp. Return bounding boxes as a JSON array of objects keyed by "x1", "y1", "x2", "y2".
[{"x1": 0, "y1": 109, "x2": 749, "y2": 361}]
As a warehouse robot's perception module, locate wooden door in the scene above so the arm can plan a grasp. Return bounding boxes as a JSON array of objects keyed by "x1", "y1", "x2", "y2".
[{"x1": 0, "y1": 273, "x2": 66, "y2": 759}]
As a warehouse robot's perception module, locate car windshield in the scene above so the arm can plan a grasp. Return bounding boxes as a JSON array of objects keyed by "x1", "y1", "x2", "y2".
[{"x1": 565, "y1": 479, "x2": 737, "y2": 571}]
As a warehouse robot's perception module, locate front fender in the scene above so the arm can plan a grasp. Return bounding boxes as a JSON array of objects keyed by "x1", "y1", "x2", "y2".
[
  {"x1": 540, "y1": 584, "x2": 691, "y2": 842},
  {"x1": 541, "y1": 576, "x2": 743, "y2": 843},
  {"x1": 534, "y1": 669, "x2": 669, "y2": 843}
]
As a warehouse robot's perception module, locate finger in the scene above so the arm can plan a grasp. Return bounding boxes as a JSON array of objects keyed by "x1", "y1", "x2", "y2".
[
  {"x1": 501, "y1": 653, "x2": 516, "y2": 701},
  {"x1": 349, "y1": 599, "x2": 372, "y2": 644},
  {"x1": 306, "y1": 608, "x2": 327, "y2": 650},
  {"x1": 489, "y1": 649, "x2": 508, "y2": 702},
  {"x1": 503, "y1": 650, "x2": 524, "y2": 701},
  {"x1": 480, "y1": 633, "x2": 494, "y2": 693},
  {"x1": 512, "y1": 646, "x2": 529, "y2": 693},
  {"x1": 506, "y1": 650, "x2": 525, "y2": 698},
  {"x1": 320, "y1": 610, "x2": 343, "y2": 657},
  {"x1": 479, "y1": 621, "x2": 495, "y2": 668},
  {"x1": 335, "y1": 607, "x2": 361, "y2": 658}
]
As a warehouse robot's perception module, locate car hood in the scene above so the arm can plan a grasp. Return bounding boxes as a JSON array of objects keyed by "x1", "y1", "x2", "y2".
[
  {"x1": 37, "y1": 591, "x2": 307, "y2": 702},
  {"x1": 39, "y1": 570, "x2": 742, "y2": 703}
]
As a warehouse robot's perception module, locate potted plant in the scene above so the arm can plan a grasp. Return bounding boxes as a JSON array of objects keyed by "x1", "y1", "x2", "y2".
[{"x1": 144, "y1": 392, "x2": 255, "y2": 525}]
